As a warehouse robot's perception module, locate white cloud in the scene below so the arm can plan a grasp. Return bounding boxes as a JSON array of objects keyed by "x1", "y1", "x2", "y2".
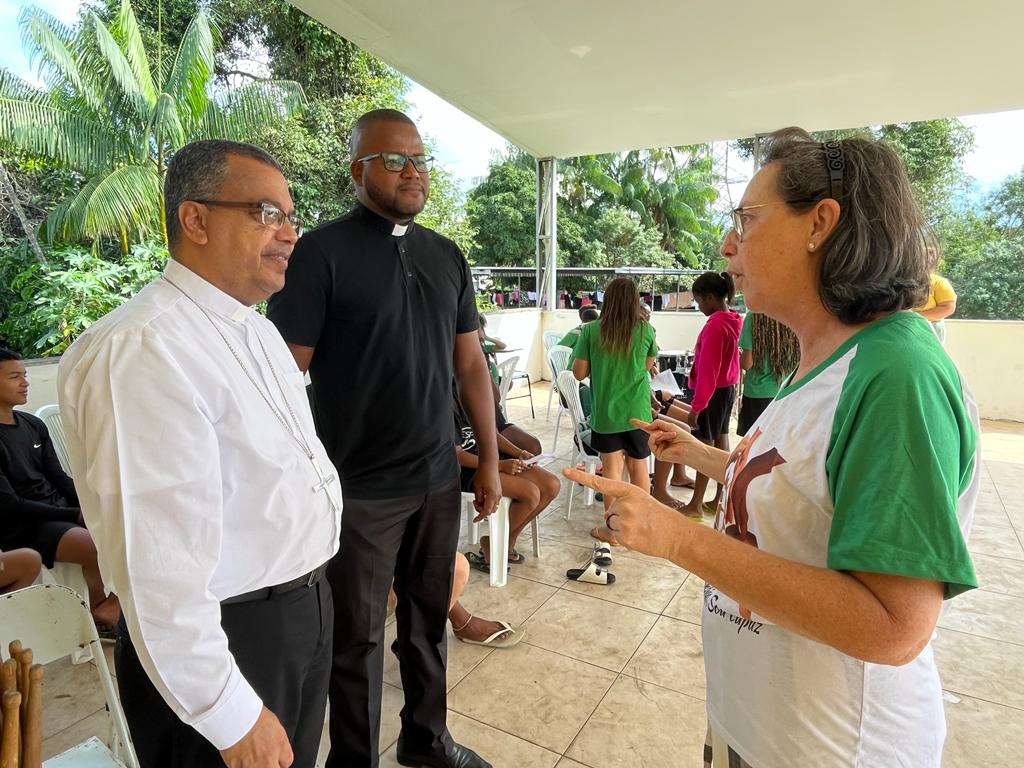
[{"x1": 960, "y1": 109, "x2": 1024, "y2": 190}]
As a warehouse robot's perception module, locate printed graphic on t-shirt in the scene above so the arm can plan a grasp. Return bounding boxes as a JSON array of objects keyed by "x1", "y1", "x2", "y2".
[{"x1": 707, "y1": 426, "x2": 786, "y2": 625}]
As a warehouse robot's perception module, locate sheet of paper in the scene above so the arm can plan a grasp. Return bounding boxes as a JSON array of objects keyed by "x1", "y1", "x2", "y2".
[
  {"x1": 650, "y1": 369, "x2": 682, "y2": 395},
  {"x1": 522, "y1": 453, "x2": 554, "y2": 466}
]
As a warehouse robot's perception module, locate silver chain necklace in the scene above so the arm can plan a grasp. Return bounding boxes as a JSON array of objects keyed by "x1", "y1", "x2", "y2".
[{"x1": 161, "y1": 275, "x2": 339, "y2": 509}]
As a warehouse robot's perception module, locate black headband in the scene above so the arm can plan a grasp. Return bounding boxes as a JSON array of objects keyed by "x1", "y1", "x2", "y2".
[{"x1": 822, "y1": 140, "x2": 844, "y2": 201}]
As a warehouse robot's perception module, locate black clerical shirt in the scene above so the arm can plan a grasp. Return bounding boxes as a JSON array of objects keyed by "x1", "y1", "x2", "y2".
[
  {"x1": 268, "y1": 204, "x2": 479, "y2": 499},
  {"x1": 0, "y1": 411, "x2": 79, "y2": 535}
]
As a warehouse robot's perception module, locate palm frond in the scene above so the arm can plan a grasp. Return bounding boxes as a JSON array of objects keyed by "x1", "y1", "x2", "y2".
[
  {"x1": 0, "y1": 69, "x2": 51, "y2": 106},
  {"x1": 0, "y1": 99, "x2": 114, "y2": 173},
  {"x1": 18, "y1": 6, "x2": 98, "y2": 111},
  {"x1": 110, "y1": 0, "x2": 156, "y2": 103},
  {"x1": 50, "y1": 165, "x2": 161, "y2": 242},
  {"x1": 198, "y1": 80, "x2": 305, "y2": 141},
  {"x1": 166, "y1": 11, "x2": 217, "y2": 128},
  {"x1": 147, "y1": 92, "x2": 186, "y2": 150},
  {"x1": 84, "y1": 12, "x2": 154, "y2": 121}
]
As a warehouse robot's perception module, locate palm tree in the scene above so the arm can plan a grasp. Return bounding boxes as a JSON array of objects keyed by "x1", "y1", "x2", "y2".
[
  {"x1": 0, "y1": 0, "x2": 304, "y2": 251},
  {"x1": 560, "y1": 147, "x2": 720, "y2": 266}
]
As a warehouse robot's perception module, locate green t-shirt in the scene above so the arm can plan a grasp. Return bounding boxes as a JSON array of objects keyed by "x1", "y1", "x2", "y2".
[
  {"x1": 574, "y1": 319, "x2": 657, "y2": 434},
  {"x1": 558, "y1": 326, "x2": 582, "y2": 349},
  {"x1": 738, "y1": 313, "x2": 783, "y2": 399}
]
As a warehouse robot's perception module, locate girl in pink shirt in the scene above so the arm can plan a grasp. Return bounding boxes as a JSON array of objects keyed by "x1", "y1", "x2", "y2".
[{"x1": 679, "y1": 271, "x2": 742, "y2": 519}]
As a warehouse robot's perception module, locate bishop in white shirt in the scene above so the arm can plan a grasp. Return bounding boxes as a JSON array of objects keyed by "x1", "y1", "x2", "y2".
[{"x1": 58, "y1": 140, "x2": 341, "y2": 768}]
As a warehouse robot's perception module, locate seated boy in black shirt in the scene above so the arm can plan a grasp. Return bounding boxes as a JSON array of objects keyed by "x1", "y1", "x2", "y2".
[{"x1": 0, "y1": 347, "x2": 120, "y2": 628}]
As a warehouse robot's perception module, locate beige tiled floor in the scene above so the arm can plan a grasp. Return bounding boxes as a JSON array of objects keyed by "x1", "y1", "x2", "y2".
[{"x1": 38, "y1": 381, "x2": 1024, "y2": 766}]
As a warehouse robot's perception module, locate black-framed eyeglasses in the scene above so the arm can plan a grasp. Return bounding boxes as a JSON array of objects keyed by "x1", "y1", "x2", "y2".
[
  {"x1": 355, "y1": 152, "x2": 435, "y2": 173},
  {"x1": 730, "y1": 198, "x2": 819, "y2": 241},
  {"x1": 192, "y1": 200, "x2": 304, "y2": 237}
]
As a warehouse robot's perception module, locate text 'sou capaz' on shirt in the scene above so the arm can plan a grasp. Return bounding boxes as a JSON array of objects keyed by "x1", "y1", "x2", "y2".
[
  {"x1": 58, "y1": 259, "x2": 342, "y2": 750},
  {"x1": 704, "y1": 312, "x2": 978, "y2": 767}
]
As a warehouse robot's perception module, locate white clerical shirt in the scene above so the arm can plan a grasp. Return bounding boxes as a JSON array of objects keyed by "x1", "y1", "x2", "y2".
[{"x1": 58, "y1": 259, "x2": 342, "y2": 750}]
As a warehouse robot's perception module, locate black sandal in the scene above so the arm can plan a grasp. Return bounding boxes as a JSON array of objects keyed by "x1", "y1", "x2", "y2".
[{"x1": 465, "y1": 550, "x2": 509, "y2": 574}]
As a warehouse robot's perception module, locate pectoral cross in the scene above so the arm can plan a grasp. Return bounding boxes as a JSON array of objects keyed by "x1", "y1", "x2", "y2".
[{"x1": 310, "y1": 456, "x2": 340, "y2": 513}]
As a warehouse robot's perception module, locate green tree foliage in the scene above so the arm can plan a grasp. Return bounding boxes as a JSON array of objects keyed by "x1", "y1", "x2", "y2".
[
  {"x1": 0, "y1": 241, "x2": 166, "y2": 354},
  {"x1": 0, "y1": 0, "x2": 304, "y2": 249},
  {"x1": 736, "y1": 119, "x2": 974, "y2": 224},
  {"x1": 465, "y1": 159, "x2": 536, "y2": 266}
]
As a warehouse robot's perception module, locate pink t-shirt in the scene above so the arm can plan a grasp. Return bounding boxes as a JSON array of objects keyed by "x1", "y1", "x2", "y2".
[{"x1": 688, "y1": 309, "x2": 742, "y2": 413}]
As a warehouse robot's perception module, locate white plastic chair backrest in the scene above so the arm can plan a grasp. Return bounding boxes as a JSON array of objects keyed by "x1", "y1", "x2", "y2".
[
  {"x1": 34, "y1": 404, "x2": 72, "y2": 476},
  {"x1": 496, "y1": 355, "x2": 520, "y2": 412},
  {"x1": 547, "y1": 346, "x2": 572, "y2": 389},
  {"x1": 0, "y1": 584, "x2": 94, "y2": 665},
  {"x1": 557, "y1": 370, "x2": 589, "y2": 446},
  {"x1": 543, "y1": 330, "x2": 563, "y2": 354}
]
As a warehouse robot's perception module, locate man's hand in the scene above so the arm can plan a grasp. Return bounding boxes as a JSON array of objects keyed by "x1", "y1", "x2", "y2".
[
  {"x1": 562, "y1": 468, "x2": 690, "y2": 562},
  {"x1": 220, "y1": 706, "x2": 293, "y2": 768},
  {"x1": 472, "y1": 460, "x2": 502, "y2": 523},
  {"x1": 630, "y1": 418, "x2": 701, "y2": 465}
]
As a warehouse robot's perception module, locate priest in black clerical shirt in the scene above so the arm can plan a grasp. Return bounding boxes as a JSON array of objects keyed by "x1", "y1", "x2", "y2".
[{"x1": 269, "y1": 109, "x2": 500, "y2": 768}]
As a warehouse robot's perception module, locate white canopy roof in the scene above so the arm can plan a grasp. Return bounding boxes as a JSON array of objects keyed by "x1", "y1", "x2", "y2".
[{"x1": 293, "y1": 0, "x2": 1024, "y2": 158}]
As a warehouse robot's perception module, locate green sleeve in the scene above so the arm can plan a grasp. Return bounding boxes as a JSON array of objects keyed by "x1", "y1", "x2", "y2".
[
  {"x1": 739, "y1": 313, "x2": 754, "y2": 351},
  {"x1": 825, "y1": 346, "x2": 977, "y2": 598},
  {"x1": 558, "y1": 328, "x2": 580, "y2": 349},
  {"x1": 644, "y1": 323, "x2": 658, "y2": 357},
  {"x1": 575, "y1": 321, "x2": 592, "y2": 362}
]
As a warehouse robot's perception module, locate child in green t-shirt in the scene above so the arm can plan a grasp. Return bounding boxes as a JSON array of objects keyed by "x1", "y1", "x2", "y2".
[
  {"x1": 737, "y1": 312, "x2": 799, "y2": 435},
  {"x1": 572, "y1": 278, "x2": 657, "y2": 542}
]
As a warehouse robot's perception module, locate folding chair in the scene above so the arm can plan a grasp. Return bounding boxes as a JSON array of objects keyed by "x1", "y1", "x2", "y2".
[
  {"x1": 0, "y1": 584, "x2": 138, "y2": 767},
  {"x1": 557, "y1": 370, "x2": 600, "y2": 519},
  {"x1": 542, "y1": 330, "x2": 563, "y2": 355}
]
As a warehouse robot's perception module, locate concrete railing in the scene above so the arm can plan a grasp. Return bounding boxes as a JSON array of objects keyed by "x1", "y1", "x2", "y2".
[{"x1": 19, "y1": 313, "x2": 1024, "y2": 422}]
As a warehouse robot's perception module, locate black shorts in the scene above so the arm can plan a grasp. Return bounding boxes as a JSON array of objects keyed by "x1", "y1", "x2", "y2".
[
  {"x1": 0, "y1": 521, "x2": 78, "y2": 568},
  {"x1": 589, "y1": 428, "x2": 651, "y2": 460},
  {"x1": 737, "y1": 396, "x2": 773, "y2": 436},
  {"x1": 692, "y1": 385, "x2": 736, "y2": 441}
]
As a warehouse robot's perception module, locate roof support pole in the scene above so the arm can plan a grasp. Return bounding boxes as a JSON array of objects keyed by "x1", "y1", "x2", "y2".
[{"x1": 535, "y1": 156, "x2": 558, "y2": 309}]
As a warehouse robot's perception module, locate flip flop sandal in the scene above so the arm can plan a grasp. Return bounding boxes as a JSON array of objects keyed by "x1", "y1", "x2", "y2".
[
  {"x1": 592, "y1": 543, "x2": 613, "y2": 567},
  {"x1": 670, "y1": 479, "x2": 696, "y2": 489},
  {"x1": 456, "y1": 620, "x2": 525, "y2": 648},
  {"x1": 703, "y1": 501, "x2": 719, "y2": 516},
  {"x1": 465, "y1": 550, "x2": 509, "y2": 574},
  {"x1": 508, "y1": 550, "x2": 525, "y2": 564},
  {"x1": 566, "y1": 561, "x2": 616, "y2": 585}
]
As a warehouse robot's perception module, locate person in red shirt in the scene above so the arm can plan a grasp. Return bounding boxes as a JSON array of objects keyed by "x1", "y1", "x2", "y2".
[{"x1": 679, "y1": 272, "x2": 743, "y2": 519}]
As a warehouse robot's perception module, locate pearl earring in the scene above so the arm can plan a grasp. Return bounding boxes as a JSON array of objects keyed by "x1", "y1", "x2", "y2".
[{"x1": 808, "y1": 242, "x2": 816, "y2": 251}]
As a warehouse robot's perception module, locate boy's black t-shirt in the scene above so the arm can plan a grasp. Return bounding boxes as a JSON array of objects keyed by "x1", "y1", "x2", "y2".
[{"x1": 0, "y1": 411, "x2": 80, "y2": 532}]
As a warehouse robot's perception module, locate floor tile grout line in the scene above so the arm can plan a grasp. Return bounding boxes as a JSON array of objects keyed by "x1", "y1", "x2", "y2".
[
  {"x1": 942, "y1": 687, "x2": 1024, "y2": 714},
  {"x1": 41, "y1": 704, "x2": 108, "y2": 747},
  {"x1": 442, "y1": 708, "x2": 565, "y2": 763}
]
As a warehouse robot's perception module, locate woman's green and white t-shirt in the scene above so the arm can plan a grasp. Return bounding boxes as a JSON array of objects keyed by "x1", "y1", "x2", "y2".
[{"x1": 704, "y1": 312, "x2": 978, "y2": 768}]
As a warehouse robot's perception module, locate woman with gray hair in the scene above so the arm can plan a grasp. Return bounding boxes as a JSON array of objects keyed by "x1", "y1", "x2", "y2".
[{"x1": 564, "y1": 128, "x2": 979, "y2": 767}]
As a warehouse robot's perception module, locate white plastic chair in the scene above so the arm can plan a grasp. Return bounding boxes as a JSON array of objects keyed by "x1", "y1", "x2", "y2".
[
  {"x1": 461, "y1": 493, "x2": 541, "y2": 587},
  {"x1": 546, "y1": 346, "x2": 573, "y2": 445},
  {"x1": 34, "y1": 404, "x2": 72, "y2": 475},
  {"x1": 542, "y1": 330, "x2": 563, "y2": 355},
  {"x1": 496, "y1": 356, "x2": 519, "y2": 415},
  {"x1": 557, "y1": 370, "x2": 600, "y2": 519},
  {"x1": 0, "y1": 584, "x2": 139, "y2": 768}
]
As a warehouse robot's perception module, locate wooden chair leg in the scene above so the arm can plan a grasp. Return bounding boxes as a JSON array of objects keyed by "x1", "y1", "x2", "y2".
[
  {"x1": 0, "y1": 661, "x2": 15, "y2": 699},
  {"x1": 1, "y1": 689, "x2": 21, "y2": 768},
  {"x1": 15, "y1": 652, "x2": 31, "y2": 721},
  {"x1": 21, "y1": 666, "x2": 43, "y2": 768}
]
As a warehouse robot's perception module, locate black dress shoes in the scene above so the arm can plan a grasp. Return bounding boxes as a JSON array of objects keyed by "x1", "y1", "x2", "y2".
[{"x1": 396, "y1": 737, "x2": 492, "y2": 768}]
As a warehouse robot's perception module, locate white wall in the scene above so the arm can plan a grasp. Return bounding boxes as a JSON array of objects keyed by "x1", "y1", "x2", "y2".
[{"x1": 18, "y1": 314, "x2": 1024, "y2": 422}]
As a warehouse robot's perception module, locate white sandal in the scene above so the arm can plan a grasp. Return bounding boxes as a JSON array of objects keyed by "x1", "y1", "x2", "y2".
[
  {"x1": 455, "y1": 618, "x2": 524, "y2": 648},
  {"x1": 592, "y1": 542, "x2": 612, "y2": 567},
  {"x1": 566, "y1": 560, "x2": 616, "y2": 585}
]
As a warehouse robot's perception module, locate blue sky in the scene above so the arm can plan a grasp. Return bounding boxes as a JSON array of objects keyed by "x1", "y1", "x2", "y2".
[{"x1": 3, "y1": 0, "x2": 1024, "y2": 198}]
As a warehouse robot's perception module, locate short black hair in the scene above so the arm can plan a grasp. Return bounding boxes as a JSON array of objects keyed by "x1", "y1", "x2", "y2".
[
  {"x1": 164, "y1": 140, "x2": 284, "y2": 249},
  {"x1": 579, "y1": 307, "x2": 600, "y2": 323},
  {"x1": 0, "y1": 346, "x2": 23, "y2": 363},
  {"x1": 692, "y1": 271, "x2": 735, "y2": 304}
]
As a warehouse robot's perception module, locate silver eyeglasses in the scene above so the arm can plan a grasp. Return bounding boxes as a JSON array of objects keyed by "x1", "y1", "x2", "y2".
[
  {"x1": 192, "y1": 200, "x2": 304, "y2": 237},
  {"x1": 355, "y1": 152, "x2": 435, "y2": 173},
  {"x1": 730, "y1": 198, "x2": 818, "y2": 241}
]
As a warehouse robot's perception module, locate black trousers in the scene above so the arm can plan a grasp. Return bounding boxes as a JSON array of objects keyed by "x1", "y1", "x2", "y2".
[
  {"x1": 115, "y1": 579, "x2": 333, "y2": 768},
  {"x1": 326, "y1": 480, "x2": 461, "y2": 768}
]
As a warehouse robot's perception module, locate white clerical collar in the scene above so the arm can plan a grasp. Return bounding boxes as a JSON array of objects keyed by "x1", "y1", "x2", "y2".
[
  {"x1": 392, "y1": 223, "x2": 408, "y2": 237},
  {"x1": 164, "y1": 259, "x2": 254, "y2": 324}
]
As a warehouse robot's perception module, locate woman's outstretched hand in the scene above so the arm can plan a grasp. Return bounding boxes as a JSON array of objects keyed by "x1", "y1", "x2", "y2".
[
  {"x1": 629, "y1": 417, "x2": 701, "y2": 465},
  {"x1": 562, "y1": 467, "x2": 691, "y2": 562}
]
